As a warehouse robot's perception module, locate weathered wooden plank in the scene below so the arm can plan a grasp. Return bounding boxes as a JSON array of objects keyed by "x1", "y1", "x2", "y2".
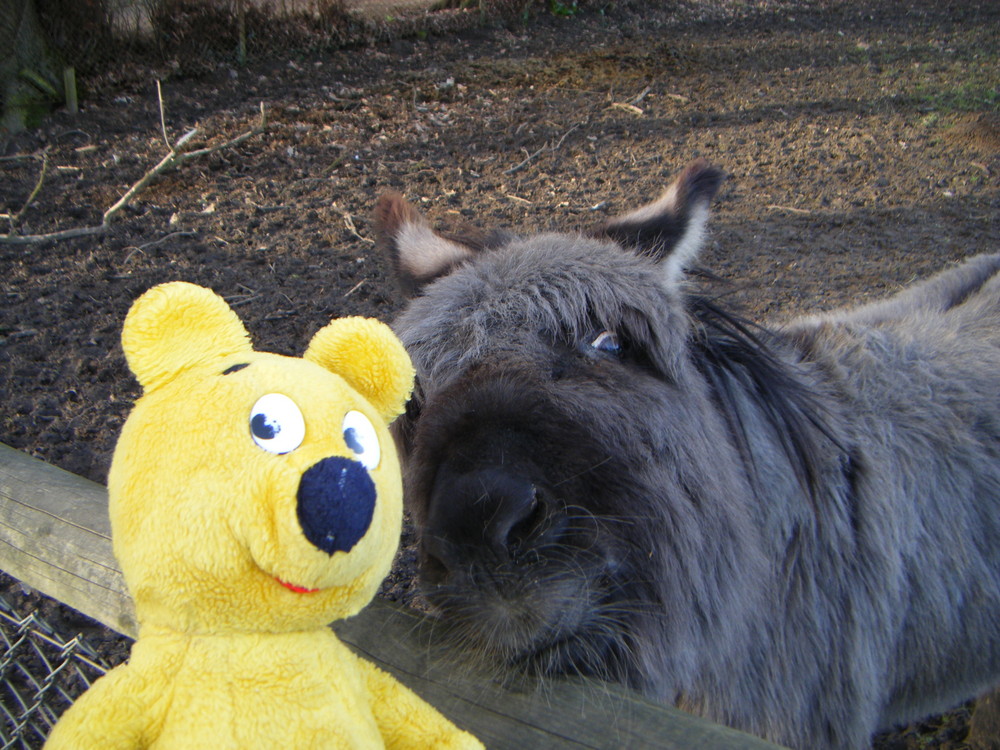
[
  {"x1": 0, "y1": 442, "x2": 136, "y2": 635},
  {"x1": 0, "y1": 442, "x2": 786, "y2": 749},
  {"x1": 338, "y1": 599, "x2": 786, "y2": 749}
]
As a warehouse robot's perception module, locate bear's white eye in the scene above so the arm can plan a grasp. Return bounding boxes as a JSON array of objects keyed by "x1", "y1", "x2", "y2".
[
  {"x1": 342, "y1": 410, "x2": 380, "y2": 470},
  {"x1": 250, "y1": 393, "x2": 305, "y2": 454}
]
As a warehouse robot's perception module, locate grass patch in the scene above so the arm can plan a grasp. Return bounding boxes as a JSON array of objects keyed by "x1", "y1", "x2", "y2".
[{"x1": 922, "y1": 80, "x2": 1000, "y2": 113}]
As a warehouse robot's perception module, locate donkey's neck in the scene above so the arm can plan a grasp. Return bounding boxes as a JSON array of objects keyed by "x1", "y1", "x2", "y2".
[{"x1": 687, "y1": 295, "x2": 846, "y2": 508}]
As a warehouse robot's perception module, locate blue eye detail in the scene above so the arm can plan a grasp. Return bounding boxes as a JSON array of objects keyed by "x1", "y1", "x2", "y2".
[
  {"x1": 343, "y1": 411, "x2": 380, "y2": 470},
  {"x1": 344, "y1": 426, "x2": 364, "y2": 455},
  {"x1": 590, "y1": 331, "x2": 620, "y2": 354},
  {"x1": 251, "y1": 413, "x2": 278, "y2": 440},
  {"x1": 250, "y1": 393, "x2": 305, "y2": 454}
]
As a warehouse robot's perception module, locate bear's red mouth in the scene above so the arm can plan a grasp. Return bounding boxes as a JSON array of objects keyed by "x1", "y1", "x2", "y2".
[{"x1": 275, "y1": 577, "x2": 320, "y2": 594}]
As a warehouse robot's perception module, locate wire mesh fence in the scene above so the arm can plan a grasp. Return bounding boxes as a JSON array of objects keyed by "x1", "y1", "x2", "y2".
[{"x1": 0, "y1": 593, "x2": 120, "y2": 750}]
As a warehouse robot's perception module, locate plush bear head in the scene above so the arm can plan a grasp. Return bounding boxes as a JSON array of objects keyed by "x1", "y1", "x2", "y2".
[{"x1": 108, "y1": 281, "x2": 414, "y2": 635}]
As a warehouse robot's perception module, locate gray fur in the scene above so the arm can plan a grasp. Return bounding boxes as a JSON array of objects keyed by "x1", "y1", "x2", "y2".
[{"x1": 376, "y1": 162, "x2": 1000, "y2": 750}]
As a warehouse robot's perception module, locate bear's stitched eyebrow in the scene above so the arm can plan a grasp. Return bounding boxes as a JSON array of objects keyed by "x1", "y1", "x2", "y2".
[{"x1": 222, "y1": 363, "x2": 250, "y2": 375}]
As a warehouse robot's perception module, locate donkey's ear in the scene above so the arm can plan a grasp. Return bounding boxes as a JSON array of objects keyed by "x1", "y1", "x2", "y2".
[
  {"x1": 374, "y1": 192, "x2": 477, "y2": 297},
  {"x1": 590, "y1": 159, "x2": 724, "y2": 286}
]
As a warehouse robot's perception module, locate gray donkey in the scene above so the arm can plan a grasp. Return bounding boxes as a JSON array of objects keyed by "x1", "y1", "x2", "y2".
[{"x1": 374, "y1": 160, "x2": 1000, "y2": 750}]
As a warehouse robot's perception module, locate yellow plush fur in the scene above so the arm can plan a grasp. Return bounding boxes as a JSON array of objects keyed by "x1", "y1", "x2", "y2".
[{"x1": 45, "y1": 282, "x2": 482, "y2": 750}]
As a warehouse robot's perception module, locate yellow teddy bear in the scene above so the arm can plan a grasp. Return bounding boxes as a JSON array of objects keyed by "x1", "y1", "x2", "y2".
[{"x1": 45, "y1": 281, "x2": 482, "y2": 750}]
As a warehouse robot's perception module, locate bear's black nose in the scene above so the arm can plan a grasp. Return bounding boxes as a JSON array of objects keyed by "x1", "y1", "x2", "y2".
[{"x1": 297, "y1": 456, "x2": 376, "y2": 554}]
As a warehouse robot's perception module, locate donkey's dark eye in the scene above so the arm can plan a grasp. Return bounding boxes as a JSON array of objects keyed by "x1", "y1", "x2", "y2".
[{"x1": 589, "y1": 331, "x2": 621, "y2": 354}]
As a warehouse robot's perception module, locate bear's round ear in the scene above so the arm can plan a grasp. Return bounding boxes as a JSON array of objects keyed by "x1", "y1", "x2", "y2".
[
  {"x1": 305, "y1": 317, "x2": 415, "y2": 423},
  {"x1": 122, "y1": 282, "x2": 252, "y2": 391}
]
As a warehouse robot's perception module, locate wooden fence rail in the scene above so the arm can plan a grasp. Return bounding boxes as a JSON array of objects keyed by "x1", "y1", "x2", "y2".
[{"x1": 0, "y1": 442, "x2": 785, "y2": 749}]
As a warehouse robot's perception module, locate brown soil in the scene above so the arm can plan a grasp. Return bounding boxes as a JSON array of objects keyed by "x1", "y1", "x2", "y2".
[{"x1": 1, "y1": 1, "x2": 997, "y2": 748}]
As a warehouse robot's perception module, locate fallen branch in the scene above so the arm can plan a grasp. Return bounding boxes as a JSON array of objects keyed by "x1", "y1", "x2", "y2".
[
  {"x1": 0, "y1": 97, "x2": 267, "y2": 246},
  {"x1": 0, "y1": 224, "x2": 107, "y2": 246},
  {"x1": 765, "y1": 204, "x2": 812, "y2": 215}
]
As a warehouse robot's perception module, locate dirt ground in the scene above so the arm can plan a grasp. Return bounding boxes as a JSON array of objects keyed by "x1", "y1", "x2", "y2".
[{"x1": 1, "y1": 0, "x2": 998, "y2": 747}]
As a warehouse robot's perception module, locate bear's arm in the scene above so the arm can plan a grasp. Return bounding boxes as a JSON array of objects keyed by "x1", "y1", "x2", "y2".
[
  {"x1": 354, "y1": 656, "x2": 484, "y2": 750},
  {"x1": 44, "y1": 664, "x2": 154, "y2": 750}
]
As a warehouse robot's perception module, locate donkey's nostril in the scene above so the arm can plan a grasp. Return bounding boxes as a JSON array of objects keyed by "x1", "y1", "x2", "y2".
[
  {"x1": 426, "y1": 469, "x2": 547, "y2": 566},
  {"x1": 421, "y1": 552, "x2": 450, "y2": 586},
  {"x1": 506, "y1": 490, "x2": 546, "y2": 552},
  {"x1": 481, "y1": 480, "x2": 545, "y2": 559}
]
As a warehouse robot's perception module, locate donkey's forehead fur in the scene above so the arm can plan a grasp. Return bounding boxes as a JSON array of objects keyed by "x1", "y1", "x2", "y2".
[{"x1": 394, "y1": 231, "x2": 680, "y2": 386}]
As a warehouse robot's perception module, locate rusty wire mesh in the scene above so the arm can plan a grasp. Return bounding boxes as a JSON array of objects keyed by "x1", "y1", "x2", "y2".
[{"x1": 0, "y1": 594, "x2": 116, "y2": 750}]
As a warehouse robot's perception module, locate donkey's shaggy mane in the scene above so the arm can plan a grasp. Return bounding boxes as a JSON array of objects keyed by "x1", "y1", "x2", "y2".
[{"x1": 687, "y1": 293, "x2": 844, "y2": 503}]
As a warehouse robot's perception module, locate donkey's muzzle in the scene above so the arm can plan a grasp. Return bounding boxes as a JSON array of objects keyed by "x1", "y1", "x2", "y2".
[{"x1": 422, "y1": 468, "x2": 550, "y2": 583}]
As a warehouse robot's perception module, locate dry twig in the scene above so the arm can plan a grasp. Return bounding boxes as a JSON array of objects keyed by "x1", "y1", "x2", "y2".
[
  {"x1": 1, "y1": 149, "x2": 51, "y2": 227},
  {"x1": 157, "y1": 81, "x2": 171, "y2": 151},
  {"x1": 122, "y1": 231, "x2": 199, "y2": 264},
  {"x1": 609, "y1": 85, "x2": 652, "y2": 115},
  {"x1": 765, "y1": 204, "x2": 812, "y2": 215},
  {"x1": 504, "y1": 121, "x2": 583, "y2": 175},
  {"x1": 0, "y1": 99, "x2": 267, "y2": 246},
  {"x1": 335, "y1": 206, "x2": 374, "y2": 244},
  {"x1": 343, "y1": 279, "x2": 367, "y2": 297},
  {"x1": 610, "y1": 102, "x2": 645, "y2": 116}
]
